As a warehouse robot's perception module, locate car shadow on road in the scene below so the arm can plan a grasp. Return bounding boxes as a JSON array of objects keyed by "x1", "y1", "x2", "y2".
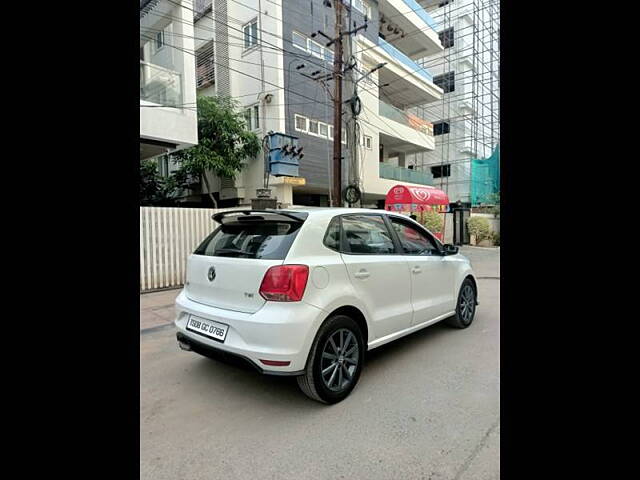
[
  {"x1": 185, "y1": 350, "x2": 326, "y2": 409},
  {"x1": 364, "y1": 320, "x2": 454, "y2": 370},
  {"x1": 179, "y1": 319, "x2": 462, "y2": 409}
]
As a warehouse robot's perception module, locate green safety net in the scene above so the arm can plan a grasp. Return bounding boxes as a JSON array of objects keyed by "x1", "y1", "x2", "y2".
[{"x1": 470, "y1": 145, "x2": 500, "y2": 206}]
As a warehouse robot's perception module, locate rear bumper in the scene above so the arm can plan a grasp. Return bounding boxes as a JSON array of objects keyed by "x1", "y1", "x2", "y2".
[
  {"x1": 174, "y1": 289, "x2": 326, "y2": 374},
  {"x1": 176, "y1": 332, "x2": 304, "y2": 376}
]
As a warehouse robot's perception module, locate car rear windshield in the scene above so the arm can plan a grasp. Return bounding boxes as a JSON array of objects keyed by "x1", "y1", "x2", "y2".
[{"x1": 194, "y1": 221, "x2": 302, "y2": 259}]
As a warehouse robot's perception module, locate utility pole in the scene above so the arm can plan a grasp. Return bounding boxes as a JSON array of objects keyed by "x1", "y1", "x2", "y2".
[
  {"x1": 344, "y1": 4, "x2": 357, "y2": 207},
  {"x1": 331, "y1": 0, "x2": 344, "y2": 207}
]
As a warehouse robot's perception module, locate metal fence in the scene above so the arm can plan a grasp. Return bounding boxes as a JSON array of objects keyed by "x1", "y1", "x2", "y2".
[{"x1": 139, "y1": 206, "x2": 241, "y2": 292}]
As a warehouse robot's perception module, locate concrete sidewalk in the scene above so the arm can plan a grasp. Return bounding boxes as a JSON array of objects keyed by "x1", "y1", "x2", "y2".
[{"x1": 140, "y1": 288, "x2": 181, "y2": 332}]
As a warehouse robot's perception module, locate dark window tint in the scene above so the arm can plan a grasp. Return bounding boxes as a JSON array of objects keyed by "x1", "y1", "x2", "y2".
[
  {"x1": 434, "y1": 71, "x2": 455, "y2": 93},
  {"x1": 434, "y1": 121, "x2": 450, "y2": 135},
  {"x1": 324, "y1": 217, "x2": 341, "y2": 251},
  {"x1": 194, "y1": 221, "x2": 302, "y2": 259},
  {"x1": 431, "y1": 164, "x2": 451, "y2": 178},
  {"x1": 390, "y1": 218, "x2": 439, "y2": 255},
  {"x1": 342, "y1": 215, "x2": 395, "y2": 254},
  {"x1": 439, "y1": 27, "x2": 454, "y2": 48}
]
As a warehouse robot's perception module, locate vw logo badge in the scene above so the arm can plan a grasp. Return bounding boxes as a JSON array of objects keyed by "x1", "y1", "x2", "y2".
[{"x1": 207, "y1": 266, "x2": 216, "y2": 282}]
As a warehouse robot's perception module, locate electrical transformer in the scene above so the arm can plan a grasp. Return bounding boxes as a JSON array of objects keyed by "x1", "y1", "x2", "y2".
[{"x1": 266, "y1": 132, "x2": 304, "y2": 177}]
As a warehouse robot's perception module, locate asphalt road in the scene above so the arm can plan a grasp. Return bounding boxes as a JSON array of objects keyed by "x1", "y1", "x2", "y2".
[{"x1": 140, "y1": 247, "x2": 500, "y2": 480}]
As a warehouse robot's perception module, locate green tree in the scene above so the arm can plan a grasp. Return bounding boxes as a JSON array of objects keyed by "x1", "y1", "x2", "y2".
[
  {"x1": 172, "y1": 96, "x2": 261, "y2": 208},
  {"x1": 139, "y1": 159, "x2": 165, "y2": 205}
]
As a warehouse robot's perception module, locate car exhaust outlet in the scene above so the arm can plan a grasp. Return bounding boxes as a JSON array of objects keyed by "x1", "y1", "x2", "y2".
[{"x1": 178, "y1": 341, "x2": 192, "y2": 351}]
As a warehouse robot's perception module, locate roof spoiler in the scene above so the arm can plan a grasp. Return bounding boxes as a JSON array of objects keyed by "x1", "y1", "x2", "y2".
[{"x1": 212, "y1": 209, "x2": 308, "y2": 224}]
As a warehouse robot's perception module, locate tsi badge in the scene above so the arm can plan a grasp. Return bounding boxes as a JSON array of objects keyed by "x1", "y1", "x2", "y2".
[{"x1": 207, "y1": 266, "x2": 216, "y2": 282}]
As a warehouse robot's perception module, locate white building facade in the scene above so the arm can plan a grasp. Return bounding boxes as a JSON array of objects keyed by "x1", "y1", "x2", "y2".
[
  {"x1": 189, "y1": 0, "x2": 446, "y2": 207},
  {"x1": 140, "y1": 0, "x2": 198, "y2": 160}
]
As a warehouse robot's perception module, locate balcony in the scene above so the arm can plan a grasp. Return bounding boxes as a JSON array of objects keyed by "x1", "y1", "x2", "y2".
[
  {"x1": 379, "y1": 100, "x2": 434, "y2": 136},
  {"x1": 403, "y1": 0, "x2": 438, "y2": 30},
  {"x1": 379, "y1": 163, "x2": 432, "y2": 186},
  {"x1": 378, "y1": 38, "x2": 432, "y2": 81},
  {"x1": 140, "y1": 61, "x2": 183, "y2": 107},
  {"x1": 378, "y1": 0, "x2": 443, "y2": 59}
]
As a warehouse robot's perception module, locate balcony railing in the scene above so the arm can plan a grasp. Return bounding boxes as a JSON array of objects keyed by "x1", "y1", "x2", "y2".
[
  {"x1": 140, "y1": 61, "x2": 183, "y2": 107},
  {"x1": 379, "y1": 163, "x2": 433, "y2": 186},
  {"x1": 378, "y1": 38, "x2": 433, "y2": 81},
  {"x1": 402, "y1": 0, "x2": 438, "y2": 32},
  {"x1": 379, "y1": 100, "x2": 434, "y2": 136}
]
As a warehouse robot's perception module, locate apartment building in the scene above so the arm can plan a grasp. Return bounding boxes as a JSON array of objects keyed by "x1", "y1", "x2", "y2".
[
  {"x1": 140, "y1": 0, "x2": 198, "y2": 160},
  {"x1": 191, "y1": 0, "x2": 445, "y2": 207},
  {"x1": 407, "y1": 0, "x2": 500, "y2": 206}
]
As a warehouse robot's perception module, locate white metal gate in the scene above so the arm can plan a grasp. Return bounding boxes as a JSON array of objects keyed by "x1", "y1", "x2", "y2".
[{"x1": 139, "y1": 207, "x2": 241, "y2": 292}]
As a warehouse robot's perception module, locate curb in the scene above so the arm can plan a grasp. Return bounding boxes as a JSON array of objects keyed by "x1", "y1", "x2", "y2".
[{"x1": 140, "y1": 323, "x2": 174, "y2": 335}]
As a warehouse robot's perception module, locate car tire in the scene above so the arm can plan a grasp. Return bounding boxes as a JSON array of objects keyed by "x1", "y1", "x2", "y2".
[
  {"x1": 297, "y1": 315, "x2": 365, "y2": 404},
  {"x1": 446, "y1": 278, "x2": 477, "y2": 329}
]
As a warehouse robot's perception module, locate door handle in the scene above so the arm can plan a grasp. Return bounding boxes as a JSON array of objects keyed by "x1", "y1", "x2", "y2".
[
  {"x1": 411, "y1": 266, "x2": 422, "y2": 274},
  {"x1": 354, "y1": 269, "x2": 370, "y2": 279}
]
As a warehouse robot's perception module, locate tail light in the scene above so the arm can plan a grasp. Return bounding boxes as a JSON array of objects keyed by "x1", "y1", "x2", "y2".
[{"x1": 259, "y1": 265, "x2": 309, "y2": 302}]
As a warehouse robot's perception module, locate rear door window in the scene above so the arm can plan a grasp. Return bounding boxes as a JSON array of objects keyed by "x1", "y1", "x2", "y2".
[
  {"x1": 194, "y1": 221, "x2": 302, "y2": 259},
  {"x1": 342, "y1": 215, "x2": 396, "y2": 254}
]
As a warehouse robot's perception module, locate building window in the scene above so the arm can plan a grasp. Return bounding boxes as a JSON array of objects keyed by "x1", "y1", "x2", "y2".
[
  {"x1": 319, "y1": 123, "x2": 329, "y2": 138},
  {"x1": 352, "y1": 0, "x2": 372, "y2": 19},
  {"x1": 243, "y1": 20, "x2": 258, "y2": 49},
  {"x1": 342, "y1": 128, "x2": 347, "y2": 144},
  {"x1": 439, "y1": 27, "x2": 454, "y2": 49},
  {"x1": 433, "y1": 121, "x2": 450, "y2": 136},
  {"x1": 292, "y1": 31, "x2": 307, "y2": 51},
  {"x1": 434, "y1": 71, "x2": 455, "y2": 93},
  {"x1": 155, "y1": 30, "x2": 165, "y2": 50},
  {"x1": 308, "y1": 119, "x2": 319, "y2": 135},
  {"x1": 324, "y1": 48, "x2": 334, "y2": 63},
  {"x1": 309, "y1": 39, "x2": 324, "y2": 59},
  {"x1": 438, "y1": 0, "x2": 454, "y2": 7},
  {"x1": 363, "y1": 135, "x2": 372, "y2": 149},
  {"x1": 328, "y1": 125, "x2": 334, "y2": 139},
  {"x1": 196, "y1": 40, "x2": 215, "y2": 88},
  {"x1": 291, "y1": 31, "x2": 334, "y2": 64},
  {"x1": 431, "y1": 164, "x2": 451, "y2": 178},
  {"x1": 294, "y1": 114, "x2": 308, "y2": 132},
  {"x1": 243, "y1": 105, "x2": 260, "y2": 130}
]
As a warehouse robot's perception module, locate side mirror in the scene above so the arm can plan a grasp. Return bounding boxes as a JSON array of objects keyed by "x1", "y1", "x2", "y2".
[{"x1": 442, "y1": 244, "x2": 459, "y2": 255}]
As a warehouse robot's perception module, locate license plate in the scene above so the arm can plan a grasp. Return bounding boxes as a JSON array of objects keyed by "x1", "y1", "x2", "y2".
[{"x1": 186, "y1": 316, "x2": 229, "y2": 342}]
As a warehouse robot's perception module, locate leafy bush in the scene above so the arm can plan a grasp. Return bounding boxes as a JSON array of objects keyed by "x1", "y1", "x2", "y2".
[
  {"x1": 467, "y1": 216, "x2": 492, "y2": 242},
  {"x1": 419, "y1": 209, "x2": 444, "y2": 233},
  {"x1": 492, "y1": 230, "x2": 500, "y2": 246}
]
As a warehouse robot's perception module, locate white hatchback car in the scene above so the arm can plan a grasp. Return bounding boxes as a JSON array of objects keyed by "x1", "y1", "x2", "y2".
[{"x1": 175, "y1": 208, "x2": 477, "y2": 404}]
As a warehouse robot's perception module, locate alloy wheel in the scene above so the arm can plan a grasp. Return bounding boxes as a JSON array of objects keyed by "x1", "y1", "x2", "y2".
[
  {"x1": 459, "y1": 284, "x2": 476, "y2": 325},
  {"x1": 320, "y1": 328, "x2": 359, "y2": 392}
]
